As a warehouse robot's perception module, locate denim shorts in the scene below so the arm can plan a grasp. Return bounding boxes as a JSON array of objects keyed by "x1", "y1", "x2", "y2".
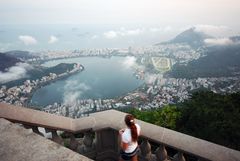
[{"x1": 120, "y1": 146, "x2": 139, "y2": 160}]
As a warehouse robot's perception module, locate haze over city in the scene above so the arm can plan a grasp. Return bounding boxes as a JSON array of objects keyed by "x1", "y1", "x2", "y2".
[
  {"x1": 0, "y1": 0, "x2": 240, "y2": 159},
  {"x1": 1, "y1": 0, "x2": 240, "y2": 51}
]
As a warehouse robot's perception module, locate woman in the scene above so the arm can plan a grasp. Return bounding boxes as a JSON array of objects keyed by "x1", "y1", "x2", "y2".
[{"x1": 119, "y1": 114, "x2": 141, "y2": 161}]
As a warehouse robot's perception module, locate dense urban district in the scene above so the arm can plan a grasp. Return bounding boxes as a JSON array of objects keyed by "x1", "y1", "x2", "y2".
[
  {"x1": 0, "y1": 44, "x2": 239, "y2": 118},
  {"x1": 1, "y1": 28, "x2": 240, "y2": 118},
  {"x1": 1, "y1": 28, "x2": 240, "y2": 150}
]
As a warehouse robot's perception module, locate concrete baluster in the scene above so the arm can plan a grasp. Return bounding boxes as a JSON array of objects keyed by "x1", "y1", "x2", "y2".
[
  {"x1": 45, "y1": 128, "x2": 64, "y2": 145},
  {"x1": 23, "y1": 124, "x2": 31, "y2": 129},
  {"x1": 68, "y1": 133, "x2": 79, "y2": 151},
  {"x1": 173, "y1": 152, "x2": 186, "y2": 161},
  {"x1": 139, "y1": 139, "x2": 152, "y2": 161},
  {"x1": 31, "y1": 126, "x2": 44, "y2": 136},
  {"x1": 79, "y1": 132, "x2": 94, "y2": 154},
  {"x1": 23, "y1": 124, "x2": 43, "y2": 136},
  {"x1": 155, "y1": 144, "x2": 168, "y2": 161},
  {"x1": 83, "y1": 132, "x2": 93, "y2": 151},
  {"x1": 52, "y1": 130, "x2": 64, "y2": 145}
]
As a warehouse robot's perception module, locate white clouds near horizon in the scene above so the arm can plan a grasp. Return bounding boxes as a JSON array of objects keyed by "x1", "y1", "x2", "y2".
[
  {"x1": 48, "y1": 35, "x2": 58, "y2": 44},
  {"x1": 103, "y1": 28, "x2": 144, "y2": 39},
  {"x1": 18, "y1": 35, "x2": 37, "y2": 45},
  {"x1": 204, "y1": 38, "x2": 234, "y2": 46},
  {"x1": 194, "y1": 25, "x2": 233, "y2": 37}
]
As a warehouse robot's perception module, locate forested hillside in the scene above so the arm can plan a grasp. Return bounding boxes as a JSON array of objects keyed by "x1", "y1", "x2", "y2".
[{"x1": 128, "y1": 91, "x2": 240, "y2": 150}]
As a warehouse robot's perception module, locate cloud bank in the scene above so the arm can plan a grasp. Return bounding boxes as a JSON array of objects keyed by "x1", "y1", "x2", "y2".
[
  {"x1": 204, "y1": 38, "x2": 234, "y2": 46},
  {"x1": 18, "y1": 35, "x2": 37, "y2": 45},
  {"x1": 48, "y1": 35, "x2": 58, "y2": 44},
  {"x1": 194, "y1": 25, "x2": 232, "y2": 37},
  {"x1": 122, "y1": 56, "x2": 137, "y2": 68},
  {"x1": 145, "y1": 74, "x2": 158, "y2": 84},
  {"x1": 91, "y1": 35, "x2": 99, "y2": 39},
  {"x1": 0, "y1": 63, "x2": 31, "y2": 84},
  {"x1": 104, "y1": 31, "x2": 118, "y2": 39},
  {"x1": 63, "y1": 80, "x2": 91, "y2": 105},
  {"x1": 104, "y1": 28, "x2": 144, "y2": 39}
]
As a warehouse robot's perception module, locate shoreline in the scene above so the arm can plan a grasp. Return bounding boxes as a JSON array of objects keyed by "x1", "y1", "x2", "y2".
[
  {"x1": 25, "y1": 64, "x2": 84, "y2": 108},
  {"x1": 26, "y1": 56, "x2": 145, "y2": 111}
]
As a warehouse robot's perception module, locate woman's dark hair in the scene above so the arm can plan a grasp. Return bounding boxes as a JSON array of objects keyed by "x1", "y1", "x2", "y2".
[{"x1": 125, "y1": 114, "x2": 138, "y2": 142}]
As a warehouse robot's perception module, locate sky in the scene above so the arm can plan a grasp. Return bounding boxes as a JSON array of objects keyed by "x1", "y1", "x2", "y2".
[{"x1": 0, "y1": 0, "x2": 240, "y2": 51}]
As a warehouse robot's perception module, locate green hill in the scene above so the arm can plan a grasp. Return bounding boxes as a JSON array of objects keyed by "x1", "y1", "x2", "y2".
[
  {"x1": 167, "y1": 45, "x2": 240, "y2": 78},
  {"x1": 0, "y1": 53, "x2": 22, "y2": 71},
  {"x1": 2, "y1": 63, "x2": 76, "y2": 87},
  {"x1": 128, "y1": 91, "x2": 240, "y2": 150}
]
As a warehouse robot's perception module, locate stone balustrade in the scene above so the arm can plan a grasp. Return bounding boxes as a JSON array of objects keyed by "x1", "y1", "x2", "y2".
[{"x1": 0, "y1": 102, "x2": 240, "y2": 161}]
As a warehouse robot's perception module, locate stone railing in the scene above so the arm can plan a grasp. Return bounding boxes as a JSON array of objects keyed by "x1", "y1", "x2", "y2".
[{"x1": 0, "y1": 102, "x2": 240, "y2": 161}]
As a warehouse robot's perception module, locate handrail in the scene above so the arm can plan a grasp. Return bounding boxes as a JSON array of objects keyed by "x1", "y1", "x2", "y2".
[{"x1": 0, "y1": 102, "x2": 240, "y2": 161}]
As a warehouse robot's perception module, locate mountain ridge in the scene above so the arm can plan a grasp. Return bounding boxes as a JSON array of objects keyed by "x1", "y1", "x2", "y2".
[
  {"x1": 0, "y1": 53, "x2": 22, "y2": 72},
  {"x1": 156, "y1": 27, "x2": 213, "y2": 48}
]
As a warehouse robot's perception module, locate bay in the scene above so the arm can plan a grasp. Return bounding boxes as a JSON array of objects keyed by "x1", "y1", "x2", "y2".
[{"x1": 31, "y1": 56, "x2": 143, "y2": 106}]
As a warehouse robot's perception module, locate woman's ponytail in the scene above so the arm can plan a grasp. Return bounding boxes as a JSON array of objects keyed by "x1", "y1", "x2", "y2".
[{"x1": 125, "y1": 114, "x2": 138, "y2": 142}]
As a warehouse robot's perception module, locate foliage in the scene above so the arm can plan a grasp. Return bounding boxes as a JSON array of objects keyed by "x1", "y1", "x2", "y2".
[
  {"x1": 128, "y1": 91, "x2": 240, "y2": 150},
  {"x1": 167, "y1": 45, "x2": 240, "y2": 78},
  {"x1": 176, "y1": 91, "x2": 240, "y2": 150},
  {"x1": 129, "y1": 105, "x2": 181, "y2": 130}
]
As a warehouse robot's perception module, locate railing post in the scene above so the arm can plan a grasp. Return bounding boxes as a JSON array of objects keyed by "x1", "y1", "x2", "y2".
[
  {"x1": 155, "y1": 144, "x2": 168, "y2": 161},
  {"x1": 68, "y1": 132, "x2": 79, "y2": 151},
  {"x1": 83, "y1": 132, "x2": 94, "y2": 152},
  {"x1": 45, "y1": 128, "x2": 64, "y2": 145},
  {"x1": 173, "y1": 152, "x2": 186, "y2": 161},
  {"x1": 95, "y1": 128, "x2": 119, "y2": 161},
  {"x1": 139, "y1": 139, "x2": 153, "y2": 161},
  {"x1": 23, "y1": 124, "x2": 43, "y2": 136},
  {"x1": 31, "y1": 126, "x2": 44, "y2": 136},
  {"x1": 78, "y1": 131, "x2": 96, "y2": 159}
]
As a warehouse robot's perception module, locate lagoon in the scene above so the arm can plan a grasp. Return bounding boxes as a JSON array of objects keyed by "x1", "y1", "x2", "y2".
[{"x1": 31, "y1": 57, "x2": 143, "y2": 106}]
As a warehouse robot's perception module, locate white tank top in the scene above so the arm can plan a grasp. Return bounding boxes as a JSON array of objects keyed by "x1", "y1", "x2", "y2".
[{"x1": 121, "y1": 124, "x2": 141, "y2": 153}]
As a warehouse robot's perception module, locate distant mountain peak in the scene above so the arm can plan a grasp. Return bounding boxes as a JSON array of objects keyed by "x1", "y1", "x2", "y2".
[
  {"x1": 171, "y1": 27, "x2": 212, "y2": 45},
  {"x1": 158, "y1": 27, "x2": 213, "y2": 47}
]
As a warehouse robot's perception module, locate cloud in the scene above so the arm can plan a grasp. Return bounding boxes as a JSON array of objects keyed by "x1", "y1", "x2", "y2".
[
  {"x1": 104, "y1": 31, "x2": 118, "y2": 39},
  {"x1": 76, "y1": 32, "x2": 90, "y2": 37},
  {"x1": 91, "y1": 35, "x2": 99, "y2": 39},
  {"x1": 0, "y1": 63, "x2": 31, "y2": 84},
  {"x1": 63, "y1": 80, "x2": 91, "y2": 105},
  {"x1": 103, "y1": 28, "x2": 144, "y2": 39},
  {"x1": 149, "y1": 26, "x2": 173, "y2": 33},
  {"x1": 48, "y1": 35, "x2": 58, "y2": 44},
  {"x1": 125, "y1": 29, "x2": 143, "y2": 36},
  {"x1": 204, "y1": 38, "x2": 234, "y2": 46},
  {"x1": 18, "y1": 35, "x2": 37, "y2": 45},
  {"x1": 194, "y1": 25, "x2": 232, "y2": 37},
  {"x1": 145, "y1": 74, "x2": 158, "y2": 84},
  {"x1": 122, "y1": 56, "x2": 137, "y2": 68},
  {"x1": 149, "y1": 27, "x2": 162, "y2": 32}
]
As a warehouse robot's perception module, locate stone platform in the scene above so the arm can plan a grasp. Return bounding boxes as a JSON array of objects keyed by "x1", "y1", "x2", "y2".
[{"x1": 0, "y1": 118, "x2": 92, "y2": 161}]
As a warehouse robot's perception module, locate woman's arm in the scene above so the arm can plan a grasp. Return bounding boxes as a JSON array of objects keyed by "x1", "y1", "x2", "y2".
[{"x1": 119, "y1": 128, "x2": 129, "y2": 151}]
